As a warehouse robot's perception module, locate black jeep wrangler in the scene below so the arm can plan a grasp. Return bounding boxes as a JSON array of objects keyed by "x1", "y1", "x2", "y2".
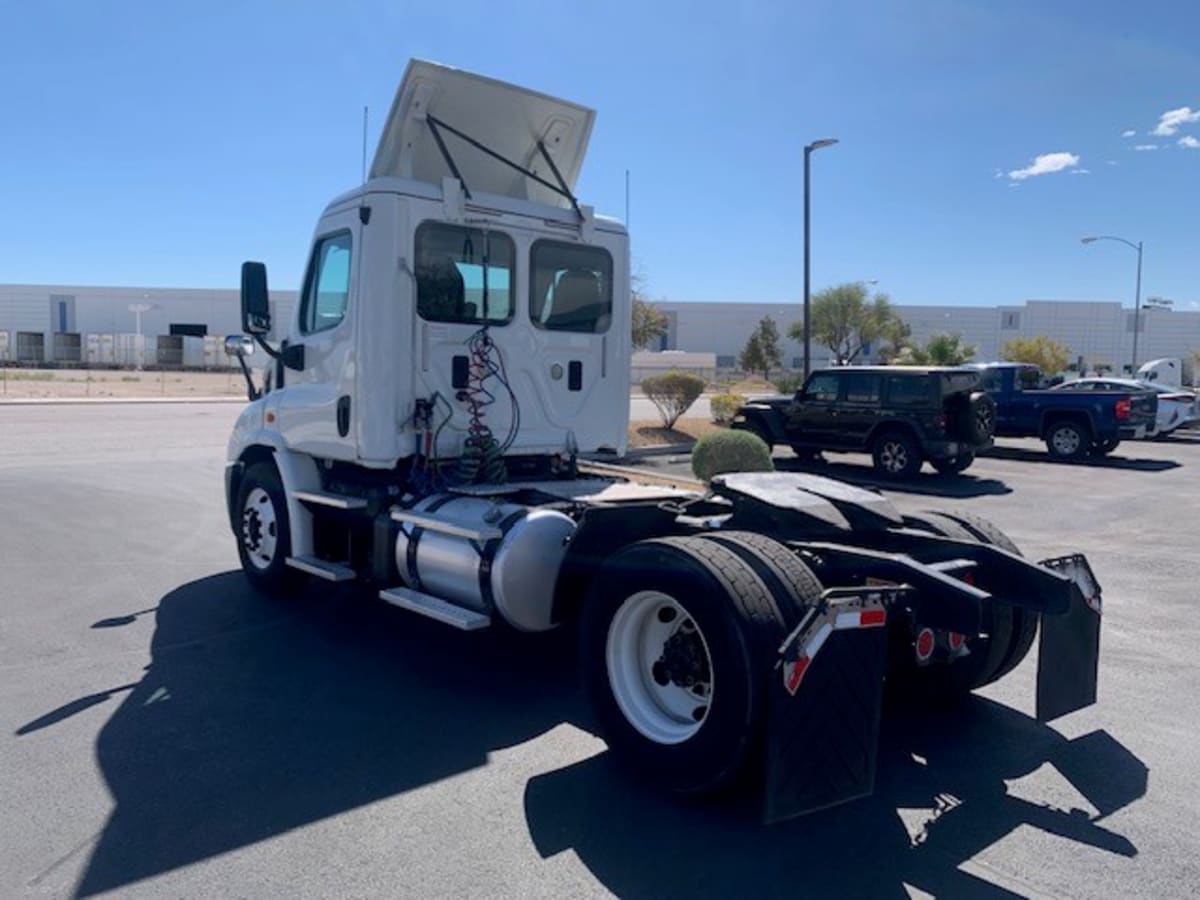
[{"x1": 731, "y1": 367, "x2": 996, "y2": 478}]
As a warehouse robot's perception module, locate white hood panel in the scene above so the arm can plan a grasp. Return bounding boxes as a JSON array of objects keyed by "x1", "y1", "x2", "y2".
[{"x1": 371, "y1": 60, "x2": 595, "y2": 208}]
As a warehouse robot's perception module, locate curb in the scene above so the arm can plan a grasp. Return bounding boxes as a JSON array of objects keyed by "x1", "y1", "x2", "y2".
[{"x1": 0, "y1": 396, "x2": 246, "y2": 406}]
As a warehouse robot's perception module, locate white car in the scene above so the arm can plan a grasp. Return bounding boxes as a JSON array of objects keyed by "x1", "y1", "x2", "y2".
[{"x1": 1052, "y1": 377, "x2": 1199, "y2": 436}]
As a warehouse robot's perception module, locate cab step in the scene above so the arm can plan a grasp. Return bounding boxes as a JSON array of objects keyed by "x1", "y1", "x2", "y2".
[
  {"x1": 286, "y1": 555, "x2": 357, "y2": 582},
  {"x1": 294, "y1": 490, "x2": 368, "y2": 510},
  {"x1": 378, "y1": 586, "x2": 491, "y2": 631}
]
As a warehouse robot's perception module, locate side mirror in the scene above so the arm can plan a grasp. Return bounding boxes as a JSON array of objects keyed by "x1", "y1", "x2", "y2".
[
  {"x1": 241, "y1": 261, "x2": 272, "y2": 335},
  {"x1": 224, "y1": 334, "x2": 254, "y2": 358}
]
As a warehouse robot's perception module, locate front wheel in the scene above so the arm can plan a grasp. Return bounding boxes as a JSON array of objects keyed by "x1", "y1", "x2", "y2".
[
  {"x1": 581, "y1": 536, "x2": 794, "y2": 796},
  {"x1": 872, "y1": 431, "x2": 923, "y2": 478},
  {"x1": 235, "y1": 462, "x2": 298, "y2": 595}
]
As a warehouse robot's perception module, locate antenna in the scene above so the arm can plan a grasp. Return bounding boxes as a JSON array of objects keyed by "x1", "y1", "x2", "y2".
[
  {"x1": 625, "y1": 169, "x2": 630, "y2": 227},
  {"x1": 361, "y1": 105, "x2": 368, "y2": 189},
  {"x1": 359, "y1": 106, "x2": 371, "y2": 224}
]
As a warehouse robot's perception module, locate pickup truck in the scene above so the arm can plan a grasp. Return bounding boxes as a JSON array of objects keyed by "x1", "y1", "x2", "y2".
[
  {"x1": 974, "y1": 363, "x2": 1157, "y2": 459},
  {"x1": 731, "y1": 366, "x2": 996, "y2": 478}
]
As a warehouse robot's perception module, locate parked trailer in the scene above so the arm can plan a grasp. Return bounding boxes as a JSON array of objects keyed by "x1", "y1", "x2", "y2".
[
  {"x1": 85, "y1": 333, "x2": 116, "y2": 367},
  {"x1": 52, "y1": 332, "x2": 83, "y2": 365},
  {"x1": 113, "y1": 334, "x2": 146, "y2": 368},
  {"x1": 221, "y1": 61, "x2": 1104, "y2": 822},
  {"x1": 16, "y1": 331, "x2": 45, "y2": 365},
  {"x1": 0, "y1": 331, "x2": 10, "y2": 363}
]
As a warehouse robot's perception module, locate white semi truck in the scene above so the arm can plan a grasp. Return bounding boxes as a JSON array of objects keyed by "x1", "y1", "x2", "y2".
[{"x1": 224, "y1": 61, "x2": 1103, "y2": 821}]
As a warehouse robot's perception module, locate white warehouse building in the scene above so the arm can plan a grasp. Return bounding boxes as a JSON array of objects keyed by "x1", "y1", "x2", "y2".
[
  {"x1": 653, "y1": 298, "x2": 1200, "y2": 373},
  {"x1": 1, "y1": 283, "x2": 1196, "y2": 374}
]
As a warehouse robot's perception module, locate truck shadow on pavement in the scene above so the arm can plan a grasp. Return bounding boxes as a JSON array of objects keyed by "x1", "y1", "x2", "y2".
[{"x1": 37, "y1": 572, "x2": 1146, "y2": 897}]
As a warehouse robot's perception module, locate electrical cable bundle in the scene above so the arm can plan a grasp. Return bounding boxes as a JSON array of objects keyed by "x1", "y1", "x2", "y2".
[{"x1": 454, "y1": 325, "x2": 520, "y2": 484}]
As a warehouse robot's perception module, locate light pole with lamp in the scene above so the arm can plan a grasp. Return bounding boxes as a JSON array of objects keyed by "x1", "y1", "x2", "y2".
[
  {"x1": 127, "y1": 302, "x2": 154, "y2": 371},
  {"x1": 1080, "y1": 235, "x2": 1143, "y2": 374},
  {"x1": 803, "y1": 138, "x2": 839, "y2": 377}
]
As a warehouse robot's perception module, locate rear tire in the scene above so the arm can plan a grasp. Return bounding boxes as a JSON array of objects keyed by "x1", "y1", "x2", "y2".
[
  {"x1": 940, "y1": 513, "x2": 1038, "y2": 682},
  {"x1": 1045, "y1": 420, "x2": 1089, "y2": 460},
  {"x1": 899, "y1": 512, "x2": 1015, "y2": 693},
  {"x1": 581, "y1": 536, "x2": 795, "y2": 796},
  {"x1": 931, "y1": 450, "x2": 975, "y2": 475},
  {"x1": 1093, "y1": 437, "x2": 1121, "y2": 456},
  {"x1": 872, "y1": 430, "x2": 923, "y2": 478}
]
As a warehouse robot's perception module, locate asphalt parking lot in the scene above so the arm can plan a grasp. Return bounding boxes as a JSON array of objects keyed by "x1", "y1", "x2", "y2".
[{"x1": 2, "y1": 402, "x2": 1199, "y2": 899}]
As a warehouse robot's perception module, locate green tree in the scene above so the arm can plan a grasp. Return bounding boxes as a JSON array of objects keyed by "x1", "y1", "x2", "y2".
[
  {"x1": 893, "y1": 332, "x2": 977, "y2": 366},
  {"x1": 738, "y1": 316, "x2": 783, "y2": 380},
  {"x1": 631, "y1": 297, "x2": 668, "y2": 350},
  {"x1": 789, "y1": 283, "x2": 903, "y2": 365},
  {"x1": 1002, "y1": 335, "x2": 1071, "y2": 375}
]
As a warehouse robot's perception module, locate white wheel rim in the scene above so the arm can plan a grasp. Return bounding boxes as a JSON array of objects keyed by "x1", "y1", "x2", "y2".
[
  {"x1": 881, "y1": 441, "x2": 908, "y2": 472},
  {"x1": 241, "y1": 487, "x2": 278, "y2": 570},
  {"x1": 606, "y1": 591, "x2": 714, "y2": 745},
  {"x1": 1053, "y1": 428, "x2": 1080, "y2": 455}
]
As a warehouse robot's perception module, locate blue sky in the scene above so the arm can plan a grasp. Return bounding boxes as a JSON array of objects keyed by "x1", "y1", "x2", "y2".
[{"x1": 1, "y1": 0, "x2": 1196, "y2": 309}]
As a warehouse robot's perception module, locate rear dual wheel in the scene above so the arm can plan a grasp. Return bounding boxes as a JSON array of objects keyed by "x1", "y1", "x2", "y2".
[
  {"x1": 582, "y1": 533, "x2": 820, "y2": 795},
  {"x1": 900, "y1": 512, "x2": 1036, "y2": 693}
]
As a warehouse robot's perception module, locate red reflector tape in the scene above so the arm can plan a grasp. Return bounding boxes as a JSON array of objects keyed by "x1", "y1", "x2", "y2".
[
  {"x1": 784, "y1": 656, "x2": 811, "y2": 695},
  {"x1": 860, "y1": 609, "x2": 886, "y2": 628}
]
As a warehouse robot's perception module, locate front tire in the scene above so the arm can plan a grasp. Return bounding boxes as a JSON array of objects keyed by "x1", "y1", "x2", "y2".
[
  {"x1": 872, "y1": 430, "x2": 923, "y2": 478},
  {"x1": 235, "y1": 462, "x2": 297, "y2": 595},
  {"x1": 581, "y1": 536, "x2": 794, "y2": 796}
]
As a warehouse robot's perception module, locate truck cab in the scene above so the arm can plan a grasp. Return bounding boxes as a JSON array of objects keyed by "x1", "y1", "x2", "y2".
[{"x1": 229, "y1": 60, "x2": 630, "y2": 481}]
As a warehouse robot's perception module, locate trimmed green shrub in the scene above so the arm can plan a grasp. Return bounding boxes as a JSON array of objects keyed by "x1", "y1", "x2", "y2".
[
  {"x1": 773, "y1": 372, "x2": 805, "y2": 395},
  {"x1": 691, "y1": 430, "x2": 775, "y2": 483},
  {"x1": 640, "y1": 370, "x2": 707, "y2": 429},
  {"x1": 709, "y1": 392, "x2": 745, "y2": 425}
]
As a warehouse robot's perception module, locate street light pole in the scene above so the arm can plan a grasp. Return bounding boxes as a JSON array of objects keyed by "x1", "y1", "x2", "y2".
[
  {"x1": 803, "y1": 138, "x2": 838, "y2": 378},
  {"x1": 1080, "y1": 235, "x2": 1144, "y2": 374}
]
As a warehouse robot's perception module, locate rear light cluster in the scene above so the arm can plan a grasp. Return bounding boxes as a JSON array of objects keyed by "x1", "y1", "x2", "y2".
[{"x1": 1115, "y1": 398, "x2": 1131, "y2": 420}]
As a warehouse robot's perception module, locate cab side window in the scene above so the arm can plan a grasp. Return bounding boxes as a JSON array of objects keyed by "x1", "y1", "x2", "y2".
[
  {"x1": 300, "y1": 232, "x2": 352, "y2": 335},
  {"x1": 843, "y1": 374, "x2": 882, "y2": 404},
  {"x1": 804, "y1": 373, "x2": 840, "y2": 402}
]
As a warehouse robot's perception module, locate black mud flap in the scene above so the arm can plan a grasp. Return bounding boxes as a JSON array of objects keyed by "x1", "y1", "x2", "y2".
[
  {"x1": 762, "y1": 588, "x2": 899, "y2": 824},
  {"x1": 1036, "y1": 554, "x2": 1102, "y2": 722}
]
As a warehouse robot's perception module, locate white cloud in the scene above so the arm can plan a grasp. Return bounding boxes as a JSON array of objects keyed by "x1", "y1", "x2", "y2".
[
  {"x1": 1179, "y1": 135, "x2": 1200, "y2": 149},
  {"x1": 1069, "y1": 169, "x2": 1091, "y2": 175},
  {"x1": 1152, "y1": 106, "x2": 1200, "y2": 137},
  {"x1": 1134, "y1": 144, "x2": 1159, "y2": 151},
  {"x1": 1007, "y1": 151, "x2": 1081, "y2": 180},
  {"x1": 1106, "y1": 159, "x2": 1119, "y2": 166},
  {"x1": 1122, "y1": 129, "x2": 1136, "y2": 137},
  {"x1": 992, "y1": 168, "x2": 1004, "y2": 179}
]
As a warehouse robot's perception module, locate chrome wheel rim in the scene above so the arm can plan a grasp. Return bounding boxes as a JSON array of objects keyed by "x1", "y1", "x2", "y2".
[
  {"x1": 241, "y1": 487, "x2": 278, "y2": 570},
  {"x1": 880, "y1": 440, "x2": 909, "y2": 473},
  {"x1": 1052, "y1": 428, "x2": 1081, "y2": 456},
  {"x1": 606, "y1": 591, "x2": 714, "y2": 745}
]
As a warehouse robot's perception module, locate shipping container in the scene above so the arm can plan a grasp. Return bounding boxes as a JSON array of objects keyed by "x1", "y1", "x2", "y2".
[
  {"x1": 182, "y1": 335, "x2": 205, "y2": 368},
  {"x1": 156, "y1": 334, "x2": 183, "y2": 368},
  {"x1": 114, "y1": 333, "x2": 146, "y2": 368},
  {"x1": 85, "y1": 333, "x2": 116, "y2": 366},
  {"x1": 16, "y1": 332, "x2": 45, "y2": 365},
  {"x1": 53, "y1": 332, "x2": 83, "y2": 365}
]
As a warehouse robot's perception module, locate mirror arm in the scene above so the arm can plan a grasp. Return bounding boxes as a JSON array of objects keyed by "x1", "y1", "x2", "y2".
[
  {"x1": 236, "y1": 352, "x2": 260, "y2": 401},
  {"x1": 252, "y1": 333, "x2": 282, "y2": 361}
]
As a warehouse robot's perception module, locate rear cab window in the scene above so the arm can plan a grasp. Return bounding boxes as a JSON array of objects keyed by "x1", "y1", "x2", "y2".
[
  {"x1": 530, "y1": 240, "x2": 613, "y2": 333},
  {"x1": 415, "y1": 222, "x2": 515, "y2": 325}
]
